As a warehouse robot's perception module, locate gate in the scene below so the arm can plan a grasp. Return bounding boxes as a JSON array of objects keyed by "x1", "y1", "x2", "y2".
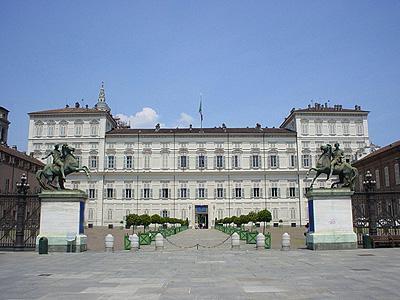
[
  {"x1": 352, "y1": 191, "x2": 400, "y2": 245},
  {"x1": 0, "y1": 194, "x2": 41, "y2": 250}
]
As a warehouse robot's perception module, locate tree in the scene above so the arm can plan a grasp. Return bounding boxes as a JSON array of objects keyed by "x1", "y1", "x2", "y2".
[
  {"x1": 257, "y1": 209, "x2": 272, "y2": 234},
  {"x1": 140, "y1": 214, "x2": 151, "y2": 233},
  {"x1": 126, "y1": 214, "x2": 141, "y2": 233},
  {"x1": 150, "y1": 214, "x2": 162, "y2": 225},
  {"x1": 239, "y1": 214, "x2": 249, "y2": 228}
]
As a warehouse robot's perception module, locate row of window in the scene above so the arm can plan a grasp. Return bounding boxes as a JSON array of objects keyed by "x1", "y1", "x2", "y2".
[
  {"x1": 104, "y1": 154, "x2": 307, "y2": 169},
  {"x1": 88, "y1": 186, "x2": 300, "y2": 200},
  {"x1": 359, "y1": 163, "x2": 400, "y2": 190},
  {"x1": 34, "y1": 123, "x2": 99, "y2": 137},
  {"x1": 301, "y1": 121, "x2": 364, "y2": 136}
]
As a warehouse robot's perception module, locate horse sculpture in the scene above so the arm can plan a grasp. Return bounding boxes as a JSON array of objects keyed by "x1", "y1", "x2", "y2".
[
  {"x1": 306, "y1": 144, "x2": 358, "y2": 190},
  {"x1": 36, "y1": 144, "x2": 90, "y2": 190}
]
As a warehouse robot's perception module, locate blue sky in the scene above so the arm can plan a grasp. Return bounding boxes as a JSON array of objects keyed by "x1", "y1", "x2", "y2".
[{"x1": 1, "y1": 1, "x2": 399, "y2": 151}]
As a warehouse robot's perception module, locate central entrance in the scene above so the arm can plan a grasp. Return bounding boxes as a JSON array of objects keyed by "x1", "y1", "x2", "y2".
[{"x1": 195, "y1": 205, "x2": 208, "y2": 229}]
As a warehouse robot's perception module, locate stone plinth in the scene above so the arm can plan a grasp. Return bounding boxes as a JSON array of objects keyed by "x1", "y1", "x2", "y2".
[
  {"x1": 306, "y1": 188, "x2": 357, "y2": 250},
  {"x1": 36, "y1": 190, "x2": 88, "y2": 252}
]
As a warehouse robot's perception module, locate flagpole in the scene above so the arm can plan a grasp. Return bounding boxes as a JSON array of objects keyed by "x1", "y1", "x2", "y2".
[{"x1": 199, "y1": 93, "x2": 203, "y2": 129}]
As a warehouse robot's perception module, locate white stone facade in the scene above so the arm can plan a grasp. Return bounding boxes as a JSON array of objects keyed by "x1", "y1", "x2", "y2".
[{"x1": 27, "y1": 98, "x2": 369, "y2": 228}]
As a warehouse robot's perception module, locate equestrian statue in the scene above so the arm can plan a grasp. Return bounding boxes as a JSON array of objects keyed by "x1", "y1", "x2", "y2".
[
  {"x1": 36, "y1": 144, "x2": 90, "y2": 190},
  {"x1": 306, "y1": 143, "x2": 358, "y2": 190}
]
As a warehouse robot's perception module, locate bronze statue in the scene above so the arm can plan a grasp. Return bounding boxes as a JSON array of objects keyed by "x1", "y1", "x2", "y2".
[
  {"x1": 306, "y1": 143, "x2": 358, "y2": 190},
  {"x1": 36, "y1": 144, "x2": 90, "y2": 190}
]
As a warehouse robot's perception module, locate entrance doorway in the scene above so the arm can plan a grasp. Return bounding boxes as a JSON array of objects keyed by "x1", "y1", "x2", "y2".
[{"x1": 195, "y1": 205, "x2": 208, "y2": 229}]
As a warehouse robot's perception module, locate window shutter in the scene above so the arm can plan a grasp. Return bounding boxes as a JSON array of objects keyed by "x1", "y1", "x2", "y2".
[
  {"x1": 104, "y1": 157, "x2": 108, "y2": 169},
  {"x1": 222, "y1": 156, "x2": 225, "y2": 168},
  {"x1": 231, "y1": 156, "x2": 235, "y2": 168},
  {"x1": 223, "y1": 188, "x2": 226, "y2": 198},
  {"x1": 238, "y1": 156, "x2": 241, "y2": 168},
  {"x1": 150, "y1": 189, "x2": 153, "y2": 198},
  {"x1": 268, "y1": 188, "x2": 272, "y2": 198},
  {"x1": 86, "y1": 189, "x2": 89, "y2": 197},
  {"x1": 169, "y1": 188, "x2": 171, "y2": 199},
  {"x1": 205, "y1": 188, "x2": 208, "y2": 198},
  {"x1": 260, "y1": 188, "x2": 263, "y2": 198},
  {"x1": 187, "y1": 188, "x2": 190, "y2": 198},
  {"x1": 113, "y1": 188, "x2": 116, "y2": 199},
  {"x1": 123, "y1": 156, "x2": 127, "y2": 169},
  {"x1": 241, "y1": 188, "x2": 244, "y2": 198},
  {"x1": 177, "y1": 188, "x2": 180, "y2": 199},
  {"x1": 178, "y1": 156, "x2": 181, "y2": 169},
  {"x1": 259, "y1": 155, "x2": 262, "y2": 168},
  {"x1": 95, "y1": 189, "x2": 98, "y2": 198},
  {"x1": 214, "y1": 188, "x2": 216, "y2": 198},
  {"x1": 122, "y1": 188, "x2": 125, "y2": 199},
  {"x1": 214, "y1": 157, "x2": 217, "y2": 169},
  {"x1": 277, "y1": 188, "x2": 281, "y2": 197},
  {"x1": 267, "y1": 156, "x2": 271, "y2": 168},
  {"x1": 159, "y1": 188, "x2": 162, "y2": 198},
  {"x1": 232, "y1": 188, "x2": 235, "y2": 198},
  {"x1": 249, "y1": 156, "x2": 252, "y2": 168},
  {"x1": 204, "y1": 156, "x2": 208, "y2": 169},
  {"x1": 196, "y1": 156, "x2": 199, "y2": 168},
  {"x1": 276, "y1": 156, "x2": 279, "y2": 168},
  {"x1": 104, "y1": 188, "x2": 107, "y2": 198},
  {"x1": 286, "y1": 188, "x2": 289, "y2": 198},
  {"x1": 132, "y1": 189, "x2": 135, "y2": 198},
  {"x1": 140, "y1": 189, "x2": 144, "y2": 199},
  {"x1": 196, "y1": 188, "x2": 199, "y2": 198}
]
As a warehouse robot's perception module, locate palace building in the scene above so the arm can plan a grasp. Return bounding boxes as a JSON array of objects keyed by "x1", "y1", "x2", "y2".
[{"x1": 27, "y1": 85, "x2": 370, "y2": 228}]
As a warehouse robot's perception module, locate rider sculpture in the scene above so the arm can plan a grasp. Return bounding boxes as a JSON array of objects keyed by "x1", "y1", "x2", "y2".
[
  {"x1": 306, "y1": 143, "x2": 357, "y2": 190},
  {"x1": 36, "y1": 144, "x2": 90, "y2": 190}
]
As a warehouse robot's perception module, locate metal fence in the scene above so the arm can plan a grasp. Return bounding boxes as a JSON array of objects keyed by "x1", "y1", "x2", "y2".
[
  {"x1": 0, "y1": 194, "x2": 41, "y2": 250},
  {"x1": 352, "y1": 191, "x2": 400, "y2": 244}
]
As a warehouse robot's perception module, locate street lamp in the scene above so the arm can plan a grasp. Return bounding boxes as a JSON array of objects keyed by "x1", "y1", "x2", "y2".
[
  {"x1": 15, "y1": 174, "x2": 30, "y2": 250},
  {"x1": 363, "y1": 170, "x2": 377, "y2": 236}
]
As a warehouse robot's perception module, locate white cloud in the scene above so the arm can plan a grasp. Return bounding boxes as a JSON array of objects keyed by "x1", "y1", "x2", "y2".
[
  {"x1": 116, "y1": 107, "x2": 161, "y2": 128},
  {"x1": 176, "y1": 112, "x2": 194, "y2": 127}
]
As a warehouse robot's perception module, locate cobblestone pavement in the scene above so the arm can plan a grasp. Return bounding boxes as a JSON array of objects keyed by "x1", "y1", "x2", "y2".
[{"x1": 1, "y1": 229, "x2": 399, "y2": 299}]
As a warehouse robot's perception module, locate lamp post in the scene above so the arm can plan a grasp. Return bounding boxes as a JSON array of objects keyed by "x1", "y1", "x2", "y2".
[
  {"x1": 363, "y1": 170, "x2": 377, "y2": 236},
  {"x1": 15, "y1": 174, "x2": 30, "y2": 250}
]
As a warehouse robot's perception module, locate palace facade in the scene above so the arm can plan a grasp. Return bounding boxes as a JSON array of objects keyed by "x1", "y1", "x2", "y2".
[{"x1": 27, "y1": 86, "x2": 370, "y2": 227}]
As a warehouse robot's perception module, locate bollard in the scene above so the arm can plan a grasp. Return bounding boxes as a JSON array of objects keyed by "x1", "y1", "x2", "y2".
[
  {"x1": 155, "y1": 233, "x2": 164, "y2": 250},
  {"x1": 130, "y1": 234, "x2": 139, "y2": 251},
  {"x1": 38, "y1": 237, "x2": 48, "y2": 254},
  {"x1": 281, "y1": 232, "x2": 290, "y2": 251},
  {"x1": 231, "y1": 232, "x2": 240, "y2": 249},
  {"x1": 105, "y1": 234, "x2": 114, "y2": 252},
  {"x1": 256, "y1": 233, "x2": 265, "y2": 250}
]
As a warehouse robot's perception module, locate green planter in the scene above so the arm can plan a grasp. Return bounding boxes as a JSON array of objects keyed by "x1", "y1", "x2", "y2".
[
  {"x1": 139, "y1": 233, "x2": 151, "y2": 245},
  {"x1": 246, "y1": 232, "x2": 258, "y2": 244},
  {"x1": 265, "y1": 232, "x2": 271, "y2": 249},
  {"x1": 124, "y1": 235, "x2": 131, "y2": 250},
  {"x1": 239, "y1": 230, "x2": 247, "y2": 240}
]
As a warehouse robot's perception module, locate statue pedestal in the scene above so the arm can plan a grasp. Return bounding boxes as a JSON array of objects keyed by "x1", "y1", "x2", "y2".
[
  {"x1": 306, "y1": 188, "x2": 357, "y2": 250},
  {"x1": 36, "y1": 190, "x2": 87, "y2": 252}
]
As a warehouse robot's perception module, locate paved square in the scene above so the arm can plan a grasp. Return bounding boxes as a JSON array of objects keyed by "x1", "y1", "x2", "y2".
[{"x1": 1, "y1": 229, "x2": 399, "y2": 299}]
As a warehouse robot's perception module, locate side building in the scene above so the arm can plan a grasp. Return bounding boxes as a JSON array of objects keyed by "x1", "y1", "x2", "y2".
[
  {"x1": 27, "y1": 87, "x2": 371, "y2": 228},
  {"x1": 0, "y1": 107, "x2": 44, "y2": 194}
]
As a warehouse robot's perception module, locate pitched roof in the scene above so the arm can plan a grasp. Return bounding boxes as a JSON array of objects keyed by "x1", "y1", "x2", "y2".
[
  {"x1": 0, "y1": 144, "x2": 44, "y2": 166},
  {"x1": 354, "y1": 140, "x2": 400, "y2": 164},
  {"x1": 29, "y1": 107, "x2": 109, "y2": 115},
  {"x1": 107, "y1": 127, "x2": 296, "y2": 136}
]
